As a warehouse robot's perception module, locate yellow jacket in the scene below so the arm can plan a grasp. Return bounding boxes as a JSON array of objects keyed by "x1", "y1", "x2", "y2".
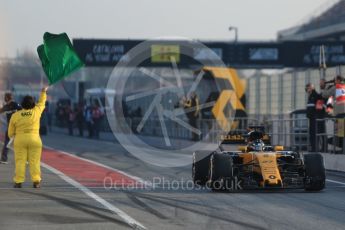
[{"x1": 8, "y1": 92, "x2": 46, "y2": 138}]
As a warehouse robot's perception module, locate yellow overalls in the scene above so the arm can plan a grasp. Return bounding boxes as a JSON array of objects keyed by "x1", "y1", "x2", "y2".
[{"x1": 8, "y1": 92, "x2": 46, "y2": 183}]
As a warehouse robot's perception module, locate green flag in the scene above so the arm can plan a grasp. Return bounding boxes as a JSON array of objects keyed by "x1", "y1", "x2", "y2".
[{"x1": 37, "y1": 32, "x2": 84, "y2": 85}]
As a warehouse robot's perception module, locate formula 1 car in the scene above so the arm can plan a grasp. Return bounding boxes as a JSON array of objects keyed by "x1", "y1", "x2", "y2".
[{"x1": 192, "y1": 126, "x2": 325, "y2": 191}]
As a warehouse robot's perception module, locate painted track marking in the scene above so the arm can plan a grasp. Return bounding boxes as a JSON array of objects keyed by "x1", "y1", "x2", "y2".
[
  {"x1": 326, "y1": 179, "x2": 345, "y2": 186},
  {"x1": 42, "y1": 147, "x2": 151, "y2": 187},
  {"x1": 44, "y1": 146, "x2": 151, "y2": 187},
  {"x1": 41, "y1": 162, "x2": 147, "y2": 230}
]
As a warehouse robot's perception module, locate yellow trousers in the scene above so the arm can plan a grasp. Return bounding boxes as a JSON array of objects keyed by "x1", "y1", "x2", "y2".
[{"x1": 13, "y1": 134, "x2": 42, "y2": 183}]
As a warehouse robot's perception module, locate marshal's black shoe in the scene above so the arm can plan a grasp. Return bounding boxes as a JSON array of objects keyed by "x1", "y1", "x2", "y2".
[
  {"x1": 14, "y1": 183, "x2": 22, "y2": 188},
  {"x1": 33, "y1": 182, "x2": 41, "y2": 188}
]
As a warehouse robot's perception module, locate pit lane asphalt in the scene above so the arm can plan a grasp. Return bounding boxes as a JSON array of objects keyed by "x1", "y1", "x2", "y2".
[{"x1": 0, "y1": 132, "x2": 345, "y2": 230}]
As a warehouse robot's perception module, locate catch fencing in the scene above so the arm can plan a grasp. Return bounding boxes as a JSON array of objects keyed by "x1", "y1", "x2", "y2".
[
  {"x1": 264, "y1": 117, "x2": 343, "y2": 154},
  {"x1": 124, "y1": 116, "x2": 344, "y2": 153}
]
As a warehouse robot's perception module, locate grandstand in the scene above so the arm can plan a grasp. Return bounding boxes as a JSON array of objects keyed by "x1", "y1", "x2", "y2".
[{"x1": 278, "y1": 0, "x2": 345, "y2": 41}]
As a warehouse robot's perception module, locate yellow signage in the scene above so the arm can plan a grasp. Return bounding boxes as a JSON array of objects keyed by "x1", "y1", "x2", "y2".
[{"x1": 151, "y1": 45, "x2": 180, "y2": 63}]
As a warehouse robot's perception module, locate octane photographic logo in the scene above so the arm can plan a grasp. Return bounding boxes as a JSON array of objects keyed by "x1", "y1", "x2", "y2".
[{"x1": 106, "y1": 37, "x2": 236, "y2": 167}]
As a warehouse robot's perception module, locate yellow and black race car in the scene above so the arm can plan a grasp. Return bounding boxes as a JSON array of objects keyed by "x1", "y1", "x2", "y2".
[{"x1": 193, "y1": 126, "x2": 325, "y2": 191}]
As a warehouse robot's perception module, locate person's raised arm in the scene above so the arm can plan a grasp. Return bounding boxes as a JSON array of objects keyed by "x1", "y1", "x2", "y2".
[
  {"x1": 321, "y1": 84, "x2": 337, "y2": 99},
  {"x1": 36, "y1": 87, "x2": 48, "y2": 113}
]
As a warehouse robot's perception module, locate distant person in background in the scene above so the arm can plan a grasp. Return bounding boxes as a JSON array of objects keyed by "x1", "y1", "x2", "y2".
[
  {"x1": 178, "y1": 96, "x2": 187, "y2": 108},
  {"x1": 84, "y1": 105, "x2": 93, "y2": 138},
  {"x1": 0, "y1": 92, "x2": 21, "y2": 164},
  {"x1": 55, "y1": 103, "x2": 65, "y2": 127},
  {"x1": 321, "y1": 75, "x2": 345, "y2": 117},
  {"x1": 202, "y1": 93, "x2": 217, "y2": 131},
  {"x1": 66, "y1": 104, "x2": 75, "y2": 136},
  {"x1": 320, "y1": 79, "x2": 333, "y2": 115},
  {"x1": 184, "y1": 92, "x2": 200, "y2": 141},
  {"x1": 39, "y1": 106, "x2": 48, "y2": 136},
  {"x1": 45, "y1": 101, "x2": 53, "y2": 132},
  {"x1": 305, "y1": 83, "x2": 325, "y2": 152},
  {"x1": 321, "y1": 75, "x2": 345, "y2": 152},
  {"x1": 75, "y1": 103, "x2": 85, "y2": 137},
  {"x1": 92, "y1": 102, "x2": 103, "y2": 139},
  {"x1": 8, "y1": 87, "x2": 48, "y2": 188}
]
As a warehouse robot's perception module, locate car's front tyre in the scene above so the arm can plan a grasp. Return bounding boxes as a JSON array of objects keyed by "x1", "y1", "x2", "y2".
[
  {"x1": 304, "y1": 153, "x2": 326, "y2": 191},
  {"x1": 208, "y1": 153, "x2": 233, "y2": 190},
  {"x1": 192, "y1": 151, "x2": 212, "y2": 186}
]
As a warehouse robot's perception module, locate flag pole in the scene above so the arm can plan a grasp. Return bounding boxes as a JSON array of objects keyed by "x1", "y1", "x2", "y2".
[
  {"x1": 319, "y1": 45, "x2": 327, "y2": 81},
  {"x1": 318, "y1": 45, "x2": 327, "y2": 152},
  {"x1": 40, "y1": 70, "x2": 43, "y2": 89}
]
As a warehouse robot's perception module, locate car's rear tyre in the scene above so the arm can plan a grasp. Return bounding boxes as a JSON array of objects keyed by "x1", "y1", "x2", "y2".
[
  {"x1": 304, "y1": 153, "x2": 325, "y2": 191},
  {"x1": 208, "y1": 153, "x2": 233, "y2": 190},
  {"x1": 192, "y1": 151, "x2": 212, "y2": 186}
]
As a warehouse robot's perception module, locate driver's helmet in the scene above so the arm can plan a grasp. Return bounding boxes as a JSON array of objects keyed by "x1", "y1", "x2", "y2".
[{"x1": 250, "y1": 139, "x2": 265, "y2": 151}]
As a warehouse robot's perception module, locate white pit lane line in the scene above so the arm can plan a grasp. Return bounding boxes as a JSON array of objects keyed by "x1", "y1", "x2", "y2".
[
  {"x1": 41, "y1": 162, "x2": 147, "y2": 230},
  {"x1": 326, "y1": 179, "x2": 345, "y2": 186}
]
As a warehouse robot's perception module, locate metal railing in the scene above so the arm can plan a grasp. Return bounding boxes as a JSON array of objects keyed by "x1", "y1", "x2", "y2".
[
  {"x1": 118, "y1": 117, "x2": 260, "y2": 144},
  {"x1": 264, "y1": 118, "x2": 309, "y2": 151},
  {"x1": 265, "y1": 117, "x2": 344, "y2": 154},
  {"x1": 3, "y1": 111, "x2": 343, "y2": 154},
  {"x1": 316, "y1": 118, "x2": 345, "y2": 154}
]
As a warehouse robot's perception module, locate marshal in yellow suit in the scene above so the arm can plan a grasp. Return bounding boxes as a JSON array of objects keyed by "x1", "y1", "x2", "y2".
[{"x1": 8, "y1": 88, "x2": 47, "y2": 187}]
